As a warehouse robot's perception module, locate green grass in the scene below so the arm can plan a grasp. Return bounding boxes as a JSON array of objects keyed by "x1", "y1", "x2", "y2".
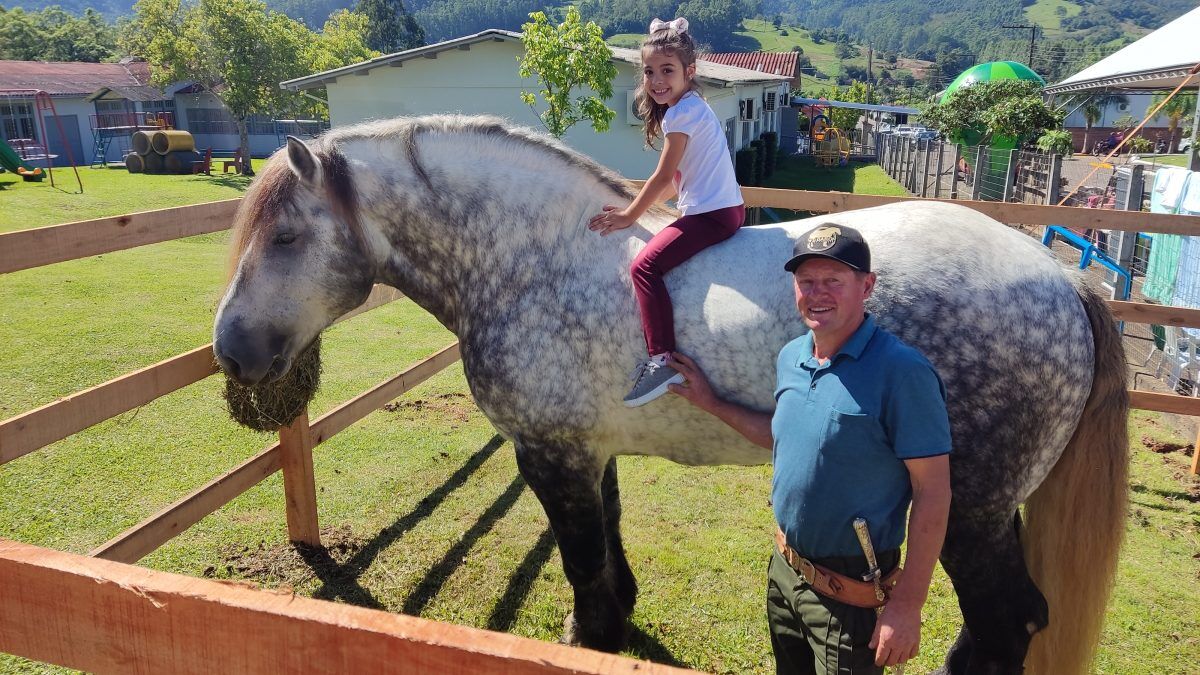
[
  {"x1": 0, "y1": 160, "x2": 267, "y2": 234},
  {"x1": 1024, "y1": 0, "x2": 1082, "y2": 32},
  {"x1": 2, "y1": 161, "x2": 1199, "y2": 674},
  {"x1": 1144, "y1": 154, "x2": 1192, "y2": 168}
]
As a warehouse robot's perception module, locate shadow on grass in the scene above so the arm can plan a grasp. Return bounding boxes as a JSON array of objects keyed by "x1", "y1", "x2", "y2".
[
  {"x1": 1131, "y1": 482, "x2": 1200, "y2": 507},
  {"x1": 626, "y1": 625, "x2": 687, "y2": 667},
  {"x1": 401, "y1": 472, "x2": 528, "y2": 615},
  {"x1": 300, "y1": 433, "x2": 508, "y2": 607},
  {"x1": 196, "y1": 172, "x2": 255, "y2": 190},
  {"x1": 486, "y1": 526, "x2": 556, "y2": 632}
]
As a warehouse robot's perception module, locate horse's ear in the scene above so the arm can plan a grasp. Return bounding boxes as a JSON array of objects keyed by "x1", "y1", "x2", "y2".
[{"x1": 286, "y1": 135, "x2": 322, "y2": 186}]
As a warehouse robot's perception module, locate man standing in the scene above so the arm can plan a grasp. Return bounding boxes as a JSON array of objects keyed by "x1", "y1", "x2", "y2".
[{"x1": 668, "y1": 224, "x2": 952, "y2": 674}]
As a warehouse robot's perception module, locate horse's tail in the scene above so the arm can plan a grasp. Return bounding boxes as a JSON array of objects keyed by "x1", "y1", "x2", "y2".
[{"x1": 1023, "y1": 282, "x2": 1128, "y2": 675}]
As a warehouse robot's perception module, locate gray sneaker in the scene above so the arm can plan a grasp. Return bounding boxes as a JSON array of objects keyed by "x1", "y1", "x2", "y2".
[{"x1": 623, "y1": 357, "x2": 685, "y2": 407}]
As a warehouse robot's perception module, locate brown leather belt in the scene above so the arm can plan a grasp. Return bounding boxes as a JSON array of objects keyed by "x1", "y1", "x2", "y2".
[{"x1": 774, "y1": 527, "x2": 901, "y2": 609}]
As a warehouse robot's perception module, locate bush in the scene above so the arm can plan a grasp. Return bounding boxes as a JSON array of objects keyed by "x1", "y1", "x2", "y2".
[
  {"x1": 779, "y1": 29, "x2": 788, "y2": 36},
  {"x1": 735, "y1": 148, "x2": 757, "y2": 185},
  {"x1": 1035, "y1": 130, "x2": 1074, "y2": 155},
  {"x1": 749, "y1": 140, "x2": 764, "y2": 185},
  {"x1": 1128, "y1": 137, "x2": 1153, "y2": 154},
  {"x1": 761, "y1": 131, "x2": 779, "y2": 177}
]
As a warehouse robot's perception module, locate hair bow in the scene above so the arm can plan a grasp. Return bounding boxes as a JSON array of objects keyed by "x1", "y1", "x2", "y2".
[{"x1": 649, "y1": 17, "x2": 689, "y2": 34}]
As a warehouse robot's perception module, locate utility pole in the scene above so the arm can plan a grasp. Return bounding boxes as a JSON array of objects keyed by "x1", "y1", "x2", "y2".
[
  {"x1": 1002, "y1": 24, "x2": 1038, "y2": 66},
  {"x1": 867, "y1": 43, "x2": 874, "y2": 103}
]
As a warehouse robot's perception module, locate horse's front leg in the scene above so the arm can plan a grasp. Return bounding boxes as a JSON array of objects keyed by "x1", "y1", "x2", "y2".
[
  {"x1": 514, "y1": 441, "x2": 635, "y2": 652},
  {"x1": 935, "y1": 510, "x2": 1048, "y2": 675}
]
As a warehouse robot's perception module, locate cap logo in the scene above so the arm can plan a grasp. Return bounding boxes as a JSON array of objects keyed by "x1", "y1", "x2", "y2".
[{"x1": 807, "y1": 226, "x2": 840, "y2": 252}]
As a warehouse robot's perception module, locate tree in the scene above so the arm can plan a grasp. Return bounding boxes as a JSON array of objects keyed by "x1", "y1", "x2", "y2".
[
  {"x1": 1149, "y1": 91, "x2": 1196, "y2": 153},
  {"x1": 1082, "y1": 100, "x2": 1101, "y2": 153},
  {"x1": 127, "y1": 0, "x2": 375, "y2": 175},
  {"x1": 353, "y1": 0, "x2": 423, "y2": 54},
  {"x1": 830, "y1": 80, "x2": 872, "y2": 131},
  {"x1": 920, "y1": 79, "x2": 1063, "y2": 146},
  {"x1": 517, "y1": 7, "x2": 616, "y2": 138},
  {"x1": 675, "y1": 0, "x2": 745, "y2": 51},
  {"x1": 0, "y1": 6, "x2": 118, "y2": 62}
]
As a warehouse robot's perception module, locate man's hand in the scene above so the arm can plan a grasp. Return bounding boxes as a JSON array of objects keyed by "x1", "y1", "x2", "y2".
[
  {"x1": 667, "y1": 352, "x2": 718, "y2": 411},
  {"x1": 870, "y1": 599, "x2": 921, "y2": 667}
]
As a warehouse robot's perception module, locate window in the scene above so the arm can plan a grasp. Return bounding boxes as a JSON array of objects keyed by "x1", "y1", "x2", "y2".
[
  {"x1": 186, "y1": 108, "x2": 275, "y2": 135},
  {"x1": 1, "y1": 100, "x2": 37, "y2": 142}
]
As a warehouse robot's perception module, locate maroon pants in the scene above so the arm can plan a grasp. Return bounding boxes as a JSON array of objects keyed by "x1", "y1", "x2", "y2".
[{"x1": 631, "y1": 204, "x2": 746, "y2": 356}]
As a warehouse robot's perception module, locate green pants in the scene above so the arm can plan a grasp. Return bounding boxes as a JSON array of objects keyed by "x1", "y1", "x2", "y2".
[{"x1": 766, "y1": 548, "x2": 901, "y2": 675}]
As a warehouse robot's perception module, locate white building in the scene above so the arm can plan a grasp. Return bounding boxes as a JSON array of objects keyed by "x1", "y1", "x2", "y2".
[{"x1": 281, "y1": 30, "x2": 791, "y2": 179}]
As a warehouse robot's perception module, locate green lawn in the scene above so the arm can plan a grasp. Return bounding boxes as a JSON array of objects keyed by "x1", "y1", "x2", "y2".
[
  {"x1": 2, "y1": 157, "x2": 1199, "y2": 674},
  {"x1": 1143, "y1": 154, "x2": 1192, "y2": 168},
  {"x1": 1023, "y1": 0, "x2": 1082, "y2": 32},
  {"x1": 0, "y1": 160, "x2": 267, "y2": 234}
]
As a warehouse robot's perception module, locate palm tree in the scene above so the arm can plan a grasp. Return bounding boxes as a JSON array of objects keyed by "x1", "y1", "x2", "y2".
[
  {"x1": 1149, "y1": 91, "x2": 1197, "y2": 153},
  {"x1": 1082, "y1": 100, "x2": 1101, "y2": 153}
]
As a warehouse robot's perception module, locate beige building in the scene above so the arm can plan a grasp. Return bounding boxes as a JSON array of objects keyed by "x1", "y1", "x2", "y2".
[{"x1": 281, "y1": 30, "x2": 791, "y2": 179}]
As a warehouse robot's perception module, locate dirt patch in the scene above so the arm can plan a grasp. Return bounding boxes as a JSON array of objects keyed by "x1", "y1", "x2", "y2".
[
  {"x1": 208, "y1": 525, "x2": 367, "y2": 587},
  {"x1": 1141, "y1": 435, "x2": 1194, "y2": 456},
  {"x1": 383, "y1": 391, "x2": 476, "y2": 423}
]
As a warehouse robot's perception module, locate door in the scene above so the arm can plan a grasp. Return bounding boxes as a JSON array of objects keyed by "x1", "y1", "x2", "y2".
[{"x1": 42, "y1": 114, "x2": 84, "y2": 167}]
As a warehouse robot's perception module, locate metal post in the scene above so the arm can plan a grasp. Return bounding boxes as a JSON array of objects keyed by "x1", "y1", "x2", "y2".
[
  {"x1": 1190, "y1": 83, "x2": 1200, "y2": 172},
  {"x1": 1002, "y1": 148, "x2": 1020, "y2": 202},
  {"x1": 950, "y1": 144, "x2": 960, "y2": 196}
]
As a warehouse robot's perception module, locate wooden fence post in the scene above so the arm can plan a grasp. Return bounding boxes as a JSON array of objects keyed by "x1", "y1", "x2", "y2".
[
  {"x1": 1047, "y1": 153, "x2": 1063, "y2": 206},
  {"x1": 950, "y1": 144, "x2": 962, "y2": 199},
  {"x1": 921, "y1": 141, "x2": 933, "y2": 197},
  {"x1": 1002, "y1": 148, "x2": 1019, "y2": 202},
  {"x1": 279, "y1": 409, "x2": 320, "y2": 546},
  {"x1": 934, "y1": 141, "x2": 946, "y2": 198},
  {"x1": 971, "y1": 146, "x2": 984, "y2": 200}
]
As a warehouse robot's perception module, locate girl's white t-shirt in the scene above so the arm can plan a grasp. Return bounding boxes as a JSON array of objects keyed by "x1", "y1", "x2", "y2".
[{"x1": 661, "y1": 90, "x2": 743, "y2": 215}]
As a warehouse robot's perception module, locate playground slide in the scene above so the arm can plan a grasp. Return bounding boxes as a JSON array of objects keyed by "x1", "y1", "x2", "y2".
[{"x1": 0, "y1": 137, "x2": 44, "y2": 181}]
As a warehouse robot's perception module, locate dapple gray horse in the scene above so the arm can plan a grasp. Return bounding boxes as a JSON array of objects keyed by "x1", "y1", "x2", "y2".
[{"x1": 213, "y1": 116, "x2": 1128, "y2": 675}]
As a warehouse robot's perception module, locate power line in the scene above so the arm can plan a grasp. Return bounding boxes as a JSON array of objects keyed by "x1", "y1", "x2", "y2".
[{"x1": 1001, "y1": 23, "x2": 1038, "y2": 65}]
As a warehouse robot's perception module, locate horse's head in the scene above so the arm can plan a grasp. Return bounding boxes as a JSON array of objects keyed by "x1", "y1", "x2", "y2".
[{"x1": 213, "y1": 137, "x2": 375, "y2": 386}]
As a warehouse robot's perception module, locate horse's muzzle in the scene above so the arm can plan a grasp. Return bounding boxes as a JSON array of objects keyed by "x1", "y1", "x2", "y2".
[{"x1": 213, "y1": 319, "x2": 288, "y2": 386}]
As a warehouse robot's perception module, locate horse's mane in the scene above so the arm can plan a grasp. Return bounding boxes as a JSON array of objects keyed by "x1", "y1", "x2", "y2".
[{"x1": 228, "y1": 115, "x2": 657, "y2": 277}]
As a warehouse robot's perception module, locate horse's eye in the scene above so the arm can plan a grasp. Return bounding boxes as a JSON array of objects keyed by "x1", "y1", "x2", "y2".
[{"x1": 274, "y1": 232, "x2": 297, "y2": 246}]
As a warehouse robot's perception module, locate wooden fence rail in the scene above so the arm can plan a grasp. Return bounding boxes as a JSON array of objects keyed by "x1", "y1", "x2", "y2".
[
  {"x1": 1, "y1": 539, "x2": 693, "y2": 674},
  {"x1": 6, "y1": 188, "x2": 1200, "y2": 275}
]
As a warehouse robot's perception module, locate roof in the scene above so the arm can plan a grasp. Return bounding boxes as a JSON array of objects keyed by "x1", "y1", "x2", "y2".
[
  {"x1": 791, "y1": 96, "x2": 920, "y2": 115},
  {"x1": 0, "y1": 59, "x2": 164, "y2": 98},
  {"x1": 1045, "y1": 6, "x2": 1200, "y2": 94},
  {"x1": 701, "y1": 52, "x2": 798, "y2": 79},
  {"x1": 281, "y1": 29, "x2": 791, "y2": 92}
]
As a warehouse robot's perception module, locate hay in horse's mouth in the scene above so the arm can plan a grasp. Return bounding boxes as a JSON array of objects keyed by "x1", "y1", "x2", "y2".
[{"x1": 223, "y1": 338, "x2": 322, "y2": 432}]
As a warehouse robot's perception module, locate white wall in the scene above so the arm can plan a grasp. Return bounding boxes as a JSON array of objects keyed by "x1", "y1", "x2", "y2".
[
  {"x1": 1064, "y1": 93, "x2": 1174, "y2": 128},
  {"x1": 173, "y1": 91, "x2": 287, "y2": 157},
  {"x1": 323, "y1": 40, "x2": 777, "y2": 179}
]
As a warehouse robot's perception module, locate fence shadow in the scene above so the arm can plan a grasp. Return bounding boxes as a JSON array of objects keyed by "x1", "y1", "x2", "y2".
[
  {"x1": 301, "y1": 433, "x2": 507, "y2": 606},
  {"x1": 486, "y1": 526, "x2": 557, "y2": 632}
]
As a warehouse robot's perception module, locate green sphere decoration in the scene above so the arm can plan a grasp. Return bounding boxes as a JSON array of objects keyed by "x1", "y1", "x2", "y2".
[{"x1": 942, "y1": 61, "x2": 1045, "y2": 148}]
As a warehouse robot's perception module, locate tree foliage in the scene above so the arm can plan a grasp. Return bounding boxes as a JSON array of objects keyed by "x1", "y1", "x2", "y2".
[
  {"x1": 920, "y1": 79, "x2": 1062, "y2": 146},
  {"x1": 354, "y1": 0, "x2": 423, "y2": 53},
  {"x1": 830, "y1": 80, "x2": 872, "y2": 131},
  {"x1": 1149, "y1": 91, "x2": 1196, "y2": 152},
  {"x1": 518, "y1": 7, "x2": 616, "y2": 138},
  {"x1": 0, "y1": 6, "x2": 119, "y2": 61},
  {"x1": 125, "y1": 0, "x2": 376, "y2": 174}
]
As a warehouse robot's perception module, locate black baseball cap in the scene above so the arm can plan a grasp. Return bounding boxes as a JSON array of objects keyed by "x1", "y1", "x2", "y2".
[{"x1": 784, "y1": 224, "x2": 871, "y2": 273}]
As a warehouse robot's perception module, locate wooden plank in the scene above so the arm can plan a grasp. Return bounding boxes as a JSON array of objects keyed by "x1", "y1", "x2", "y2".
[
  {"x1": 2, "y1": 539, "x2": 694, "y2": 675},
  {"x1": 90, "y1": 443, "x2": 283, "y2": 563},
  {"x1": 1128, "y1": 390, "x2": 1200, "y2": 416},
  {"x1": 90, "y1": 341, "x2": 459, "y2": 563},
  {"x1": 0, "y1": 346, "x2": 218, "y2": 466},
  {"x1": 0, "y1": 285, "x2": 405, "y2": 468},
  {"x1": 310, "y1": 342, "x2": 461, "y2": 443},
  {"x1": 0, "y1": 199, "x2": 241, "y2": 274},
  {"x1": 1106, "y1": 301, "x2": 1200, "y2": 328},
  {"x1": 279, "y1": 410, "x2": 320, "y2": 545},
  {"x1": 733, "y1": 186, "x2": 1200, "y2": 234},
  {"x1": 1192, "y1": 426, "x2": 1200, "y2": 476}
]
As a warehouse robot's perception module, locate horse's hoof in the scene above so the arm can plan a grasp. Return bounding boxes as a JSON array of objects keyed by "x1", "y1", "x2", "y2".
[{"x1": 560, "y1": 612, "x2": 580, "y2": 646}]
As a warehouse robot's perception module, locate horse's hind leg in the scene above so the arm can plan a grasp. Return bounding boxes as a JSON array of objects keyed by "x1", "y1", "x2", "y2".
[
  {"x1": 936, "y1": 511, "x2": 1048, "y2": 675},
  {"x1": 514, "y1": 441, "x2": 633, "y2": 651}
]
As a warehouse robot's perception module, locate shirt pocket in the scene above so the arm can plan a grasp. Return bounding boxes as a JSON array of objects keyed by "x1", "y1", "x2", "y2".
[{"x1": 820, "y1": 408, "x2": 887, "y2": 457}]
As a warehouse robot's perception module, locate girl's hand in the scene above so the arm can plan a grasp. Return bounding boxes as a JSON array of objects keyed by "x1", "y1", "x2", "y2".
[{"x1": 588, "y1": 205, "x2": 635, "y2": 236}]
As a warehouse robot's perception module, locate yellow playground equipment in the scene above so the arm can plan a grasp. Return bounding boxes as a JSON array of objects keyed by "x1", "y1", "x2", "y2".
[{"x1": 813, "y1": 122, "x2": 850, "y2": 167}]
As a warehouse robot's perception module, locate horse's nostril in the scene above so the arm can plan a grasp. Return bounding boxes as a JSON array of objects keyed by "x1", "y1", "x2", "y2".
[{"x1": 214, "y1": 349, "x2": 242, "y2": 381}]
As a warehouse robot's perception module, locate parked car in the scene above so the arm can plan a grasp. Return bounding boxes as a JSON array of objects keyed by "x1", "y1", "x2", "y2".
[{"x1": 1181, "y1": 137, "x2": 1192, "y2": 152}]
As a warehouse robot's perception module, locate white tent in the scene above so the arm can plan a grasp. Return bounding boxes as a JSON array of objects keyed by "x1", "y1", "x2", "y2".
[{"x1": 1045, "y1": 6, "x2": 1200, "y2": 168}]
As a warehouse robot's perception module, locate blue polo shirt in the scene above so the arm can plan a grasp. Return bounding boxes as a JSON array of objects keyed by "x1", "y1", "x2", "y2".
[{"x1": 772, "y1": 314, "x2": 951, "y2": 558}]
